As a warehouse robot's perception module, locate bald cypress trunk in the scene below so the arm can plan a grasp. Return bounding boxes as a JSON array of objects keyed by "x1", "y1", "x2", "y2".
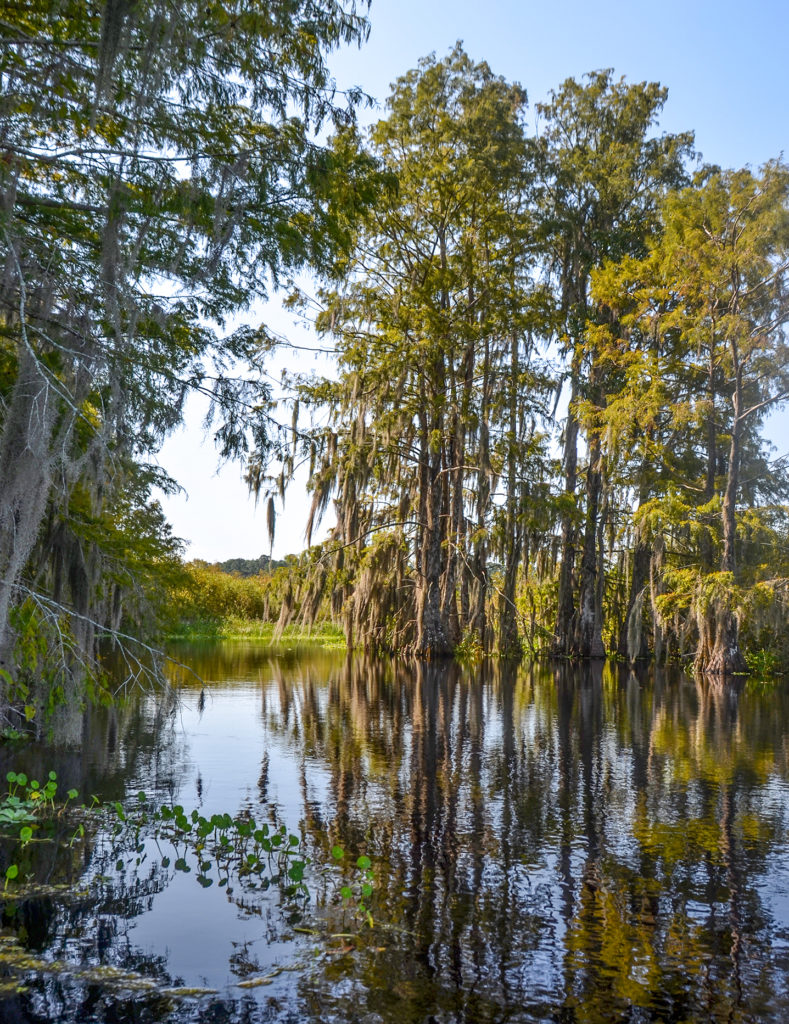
[
  {"x1": 415, "y1": 392, "x2": 452, "y2": 658},
  {"x1": 705, "y1": 362, "x2": 748, "y2": 676},
  {"x1": 416, "y1": 448, "x2": 452, "y2": 657},
  {"x1": 619, "y1": 538, "x2": 651, "y2": 662},
  {"x1": 553, "y1": 367, "x2": 579, "y2": 656},
  {"x1": 575, "y1": 426, "x2": 606, "y2": 658},
  {"x1": 499, "y1": 332, "x2": 522, "y2": 657}
]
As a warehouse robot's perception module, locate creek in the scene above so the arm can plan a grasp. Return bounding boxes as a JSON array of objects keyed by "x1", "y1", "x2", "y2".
[{"x1": 0, "y1": 644, "x2": 787, "y2": 1023}]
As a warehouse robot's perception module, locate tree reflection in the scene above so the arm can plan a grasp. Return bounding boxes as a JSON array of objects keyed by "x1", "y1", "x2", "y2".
[
  {"x1": 258, "y1": 654, "x2": 789, "y2": 1023},
  {"x1": 1, "y1": 648, "x2": 788, "y2": 1023}
]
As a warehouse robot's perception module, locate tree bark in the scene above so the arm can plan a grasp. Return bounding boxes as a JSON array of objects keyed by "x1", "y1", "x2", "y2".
[
  {"x1": 499, "y1": 333, "x2": 522, "y2": 656},
  {"x1": 618, "y1": 472, "x2": 651, "y2": 662},
  {"x1": 618, "y1": 537, "x2": 651, "y2": 662},
  {"x1": 705, "y1": 359, "x2": 747, "y2": 676},
  {"x1": 415, "y1": 426, "x2": 452, "y2": 659},
  {"x1": 552, "y1": 367, "x2": 579, "y2": 656},
  {"x1": 574, "y1": 426, "x2": 606, "y2": 658}
]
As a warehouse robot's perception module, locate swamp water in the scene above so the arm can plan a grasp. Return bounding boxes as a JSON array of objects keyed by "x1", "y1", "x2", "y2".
[{"x1": 0, "y1": 645, "x2": 788, "y2": 1022}]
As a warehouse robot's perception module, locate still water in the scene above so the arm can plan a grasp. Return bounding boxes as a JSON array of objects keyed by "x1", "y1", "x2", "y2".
[{"x1": 0, "y1": 645, "x2": 788, "y2": 1023}]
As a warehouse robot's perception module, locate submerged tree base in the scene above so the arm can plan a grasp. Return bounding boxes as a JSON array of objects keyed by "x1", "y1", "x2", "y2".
[
  {"x1": 699, "y1": 610, "x2": 749, "y2": 677},
  {"x1": 704, "y1": 646, "x2": 749, "y2": 677}
]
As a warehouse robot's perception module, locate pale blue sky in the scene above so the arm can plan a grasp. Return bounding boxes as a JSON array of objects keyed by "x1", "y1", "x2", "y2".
[
  {"x1": 333, "y1": 0, "x2": 787, "y2": 170},
  {"x1": 158, "y1": 0, "x2": 789, "y2": 561}
]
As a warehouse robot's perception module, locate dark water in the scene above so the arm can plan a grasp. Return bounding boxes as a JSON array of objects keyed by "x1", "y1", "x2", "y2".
[{"x1": 0, "y1": 646, "x2": 788, "y2": 1023}]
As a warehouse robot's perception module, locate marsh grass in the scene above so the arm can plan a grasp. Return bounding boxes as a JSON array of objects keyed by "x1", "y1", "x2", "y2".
[{"x1": 165, "y1": 619, "x2": 347, "y2": 647}]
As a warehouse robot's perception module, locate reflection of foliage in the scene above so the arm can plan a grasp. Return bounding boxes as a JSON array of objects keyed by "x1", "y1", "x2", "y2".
[
  {"x1": 254, "y1": 654, "x2": 789, "y2": 1022},
  {"x1": 3, "y1": 649, "x2": 789, "y2": 1022}
]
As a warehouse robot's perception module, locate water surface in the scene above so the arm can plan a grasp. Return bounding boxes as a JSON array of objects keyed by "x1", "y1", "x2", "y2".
[{"x1": 0, "y1": 646, "x2": 788, "y2": 1023}]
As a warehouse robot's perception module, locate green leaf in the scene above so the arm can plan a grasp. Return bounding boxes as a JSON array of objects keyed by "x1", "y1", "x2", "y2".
[{"x1": 331, "y1": 845, "x2": 344, "y2": 860}]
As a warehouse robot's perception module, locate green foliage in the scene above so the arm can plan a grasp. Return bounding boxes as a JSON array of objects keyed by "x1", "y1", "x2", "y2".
[
  {"x1": 0, "y1": 771, "x2": 376, "y2": 931},
  {"x1": 2, "y1": 5, "x2": 786, "y2": 680},
  {"x1": 591, "y1": 163, "x2": 789, "y2": 671},
  {"x1": 169, "y1": 563, "x2": 272, "y2": 625},
  {"x1": 295, "y1": 44, "x2": 556, "y2": 656},
  {"x1": 454, "y1": 630, "x2": 484, "y2": 662},
  {"x1": 0, "y1": 770, "x2": 79, "y2": 885},
  {"x1": 165, "y1": 559, "x2": 343, "y2": 644}
]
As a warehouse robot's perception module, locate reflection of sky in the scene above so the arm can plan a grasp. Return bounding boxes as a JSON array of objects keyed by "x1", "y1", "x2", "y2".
[{"x1": 104, "y1": 681, "x2": 314, "y2": 996}]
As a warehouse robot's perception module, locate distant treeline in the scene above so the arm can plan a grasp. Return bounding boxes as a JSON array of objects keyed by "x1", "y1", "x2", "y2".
[
  {"x1": 209, "y1": 555, "x2": 286, "y2": 578},
  {"x1": 167, "y1": 557, "x2": 339, "y2": 642}
]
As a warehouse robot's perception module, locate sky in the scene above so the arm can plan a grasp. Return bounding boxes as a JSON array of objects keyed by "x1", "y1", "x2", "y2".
[{"x1": 156, "y1": 0, "x2": 789, "y2": 562}]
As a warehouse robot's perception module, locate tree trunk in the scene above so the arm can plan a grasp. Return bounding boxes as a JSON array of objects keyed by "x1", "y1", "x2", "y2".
[
  {"x1": 552, "y1": 366, "x2": 579, "y2": 656},
  {"x1": 470, "y1": 335, "x2": 491, "y2": 652},
  {"x1": 618, "y1": 537, "x2": 651, "y2": 662},
  {"x1": 700, "y1": 336, "x2": 718, "y2": 570},
  {"x1": 705, "y1": 608, "x2": 747, "y2": 676},
  {"x1": 440, "y1": 406, "x2": 462, "y2": 647},
  {"x1": 499, "y1": 333, "x2": 522, "y2": 657},
  {"x1": 574, "y1": 424, "x2": 605, "y2": 659},
  {"x1": 416, "y1": 440, "x2": 452, "y2": 659},
  {"x1": 705, "y1": 361, "x2": 747, "y2": 676},
  {"x1": 618, "y1": 473, "x2": 651, "y2": 662}
]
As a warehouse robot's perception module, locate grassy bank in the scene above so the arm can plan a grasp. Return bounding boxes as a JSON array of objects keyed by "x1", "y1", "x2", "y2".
[
  {"x1": 164, "y1": 618, "x2": 347, "y2": 648},
  {"x1": 163, "y1": 561, "x2": 345, "y2": 648}
]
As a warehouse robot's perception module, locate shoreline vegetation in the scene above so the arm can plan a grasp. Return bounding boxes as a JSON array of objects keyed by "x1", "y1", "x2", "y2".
[
  {"x1": 163, "y1": 560, "x2": 784, "y2": 676},
  {"x1": 164, "y1": 559, "x2": 346, "y2": 646},
  {"x1": 166, "y1": 620, "x2": 347, "y2": 647}
]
